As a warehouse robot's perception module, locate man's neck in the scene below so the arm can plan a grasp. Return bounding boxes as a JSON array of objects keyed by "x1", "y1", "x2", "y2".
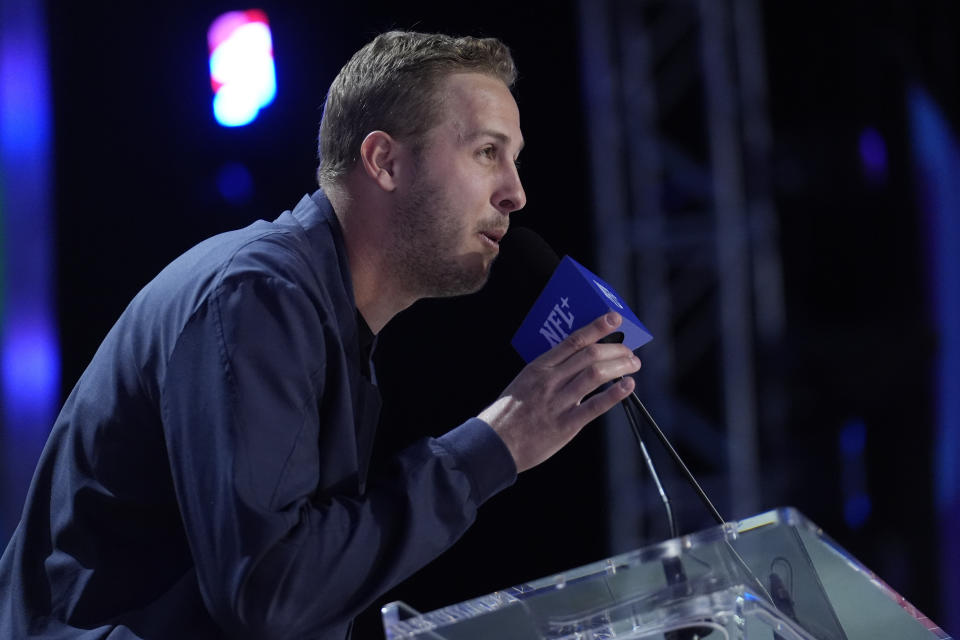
[{"x1": 326, "y1": 182, "x2": 417, "y2": 334}]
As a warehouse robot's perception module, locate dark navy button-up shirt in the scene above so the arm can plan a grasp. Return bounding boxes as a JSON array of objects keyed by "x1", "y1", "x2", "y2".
[{"x1": 0, "y1": 191, "x2": 517, "y2": 639}]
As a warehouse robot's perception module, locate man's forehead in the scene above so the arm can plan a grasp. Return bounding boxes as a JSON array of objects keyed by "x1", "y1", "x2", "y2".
[{"x1": 437, "y1": 73, "x2": 523, "y2": 148}]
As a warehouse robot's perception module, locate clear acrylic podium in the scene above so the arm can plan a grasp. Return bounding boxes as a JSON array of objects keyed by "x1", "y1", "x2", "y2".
[{"x1": 381, "y1": 508, "x2": 950, "y2": 640}]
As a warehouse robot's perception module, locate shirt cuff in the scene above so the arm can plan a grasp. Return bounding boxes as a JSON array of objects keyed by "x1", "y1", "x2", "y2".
[{"x1": 436, "y1": 417, "x2": 517, "y2": 505}]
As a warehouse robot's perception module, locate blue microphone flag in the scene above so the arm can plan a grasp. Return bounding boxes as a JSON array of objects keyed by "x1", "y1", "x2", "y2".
[{"x1": 510, "y1": 256, "x2": 654, "y2": 363}]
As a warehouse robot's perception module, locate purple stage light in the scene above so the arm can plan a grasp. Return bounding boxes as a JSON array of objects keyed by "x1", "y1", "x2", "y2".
[
  {"x1": 859, "y1": 127, "x2": 888, "y2": 183},
  {"x1": 208, "y1": 9, "x2": 276, "y2": 127}
]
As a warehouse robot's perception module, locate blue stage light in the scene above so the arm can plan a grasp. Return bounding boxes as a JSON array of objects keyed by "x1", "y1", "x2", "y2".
[
  {"x1": 839, "y1": 419, "x2": 866, "y2": 457},
  {"x1": 1, "y1": 319, "x2": 59, "y2": 429},
  {"x1": 910, "y1": 86, "x2": 960, "y2": 630},
  {"x1": 217, "y1": 162, "x2": 254, "y2": 205},
  {"x1": 839, "y1": 418, "x2": 870, "y2": 530},
  {"x1": 843, "y1": 493, "x2": 872, "y2": 529},
  {"x1": 208, "y1": 10, "x2": 276, "y2": 127},
  {"x1": 0, "y1": 0, "x2": 57, "y2": 543}
]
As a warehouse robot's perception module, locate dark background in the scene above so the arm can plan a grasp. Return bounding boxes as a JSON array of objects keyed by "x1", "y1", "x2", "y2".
[{"x1": 3, "y1": 0, "x2": 957, "y2": 637}]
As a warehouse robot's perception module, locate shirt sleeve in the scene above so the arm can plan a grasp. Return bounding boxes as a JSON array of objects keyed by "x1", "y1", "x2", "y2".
[{"x1": 160, "y1": 273, "x2": 516, "y2": 639}]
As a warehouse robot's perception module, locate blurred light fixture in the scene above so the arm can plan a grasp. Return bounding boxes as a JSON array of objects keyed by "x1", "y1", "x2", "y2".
[
  {"x1": 839, "y1": 418, "x2": 871, "y2": 530},
  {"x1": 208, "y1": 9, "x2": 276, "y2": 127},
  {"x1": 216, "y1": 161, "x2": 254, "y2": 205},
  {"x1": 859, "y1": 126, "x2": 888, "y2": 184}
]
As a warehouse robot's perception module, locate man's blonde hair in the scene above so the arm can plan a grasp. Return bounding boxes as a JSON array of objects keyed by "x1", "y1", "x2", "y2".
[{"x1": 317, "y1": 30, "x2": 517, "y2": 187}]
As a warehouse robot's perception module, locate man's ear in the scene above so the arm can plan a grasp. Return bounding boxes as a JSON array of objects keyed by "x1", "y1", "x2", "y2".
[{"x1": 359, "y1": 130, "x2": 399, "y2": 192}]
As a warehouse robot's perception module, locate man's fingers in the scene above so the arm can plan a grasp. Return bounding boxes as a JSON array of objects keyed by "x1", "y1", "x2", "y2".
[
  {"x1": 571, "y1": 375, "x2": 636, "y2": 426},
  {"x1": 563, "y1": 351, "x2": 640, "y2": 402},
  {"x1": 553, "y1": 341, "x2": 638, "y2": 384},
  {"x1": 484, "y1": 311, "x2": 641, "y2": 473},
  {"x1": 537, "y1": 312, "x2": 624, "y2": 367}
]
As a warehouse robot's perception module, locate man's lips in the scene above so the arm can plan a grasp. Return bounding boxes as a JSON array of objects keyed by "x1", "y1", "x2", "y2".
[{"x1": 480, "y1": 228, "x2": 507, "y2": 246}]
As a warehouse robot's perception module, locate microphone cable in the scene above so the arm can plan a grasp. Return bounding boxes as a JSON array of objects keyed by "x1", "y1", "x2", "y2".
[
  {"x1": 620, "y1": 398, "x2": 678, "y2": 538},
  {"x1": 624, "y1": 391, "x2": 725, "y2": 527}
]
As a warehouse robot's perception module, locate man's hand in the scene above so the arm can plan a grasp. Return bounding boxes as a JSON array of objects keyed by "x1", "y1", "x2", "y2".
[{"x1": 478, "y1": 312, "x2": 641, "y2": 472}]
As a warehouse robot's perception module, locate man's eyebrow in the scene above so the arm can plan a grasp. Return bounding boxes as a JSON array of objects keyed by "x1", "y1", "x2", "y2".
[{"x1": 462, "y1": 129, "x2": 525, "y2": 153}]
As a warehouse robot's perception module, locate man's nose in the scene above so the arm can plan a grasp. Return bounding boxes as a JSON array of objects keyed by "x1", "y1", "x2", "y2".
[{"x1": 495, "y1": 169, "x2": 526, "y2": 214}]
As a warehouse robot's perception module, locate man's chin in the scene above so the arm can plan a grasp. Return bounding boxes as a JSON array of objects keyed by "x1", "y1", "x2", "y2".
[
  {"x1": 426, "y1": 259, "x2": 493, "y2": 298},
  {"x1": 429, "y1": 275, "x2": 489, "y2": 299}
]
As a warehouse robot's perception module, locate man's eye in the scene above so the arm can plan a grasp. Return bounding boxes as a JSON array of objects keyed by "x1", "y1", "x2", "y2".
[{"x1": 479, "y1": 146, "x2": 496, "y2": 159}]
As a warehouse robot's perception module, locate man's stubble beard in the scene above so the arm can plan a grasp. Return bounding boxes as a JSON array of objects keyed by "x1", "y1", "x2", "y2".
[{"x1": 388, "y1": 165, "x2": 496, "y2": 299}]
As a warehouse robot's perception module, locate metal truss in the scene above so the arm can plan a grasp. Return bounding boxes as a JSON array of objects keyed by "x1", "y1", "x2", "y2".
[{"x1": 578, "y1": 0, "x2": 786, "y2": 552}]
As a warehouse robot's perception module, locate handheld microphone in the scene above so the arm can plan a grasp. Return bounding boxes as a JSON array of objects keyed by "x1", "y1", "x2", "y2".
[
  {"x1": 499, "y1": 227, "x2": 724, "y2": 529},
  {"x1": 503, "y1": 228, "x2": 653, "y2": 363}
]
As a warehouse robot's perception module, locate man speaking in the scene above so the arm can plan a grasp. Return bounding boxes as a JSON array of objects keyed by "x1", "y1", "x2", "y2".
[{"x1": 0, "y1": 31, "x2": 640, "y2": 639}]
